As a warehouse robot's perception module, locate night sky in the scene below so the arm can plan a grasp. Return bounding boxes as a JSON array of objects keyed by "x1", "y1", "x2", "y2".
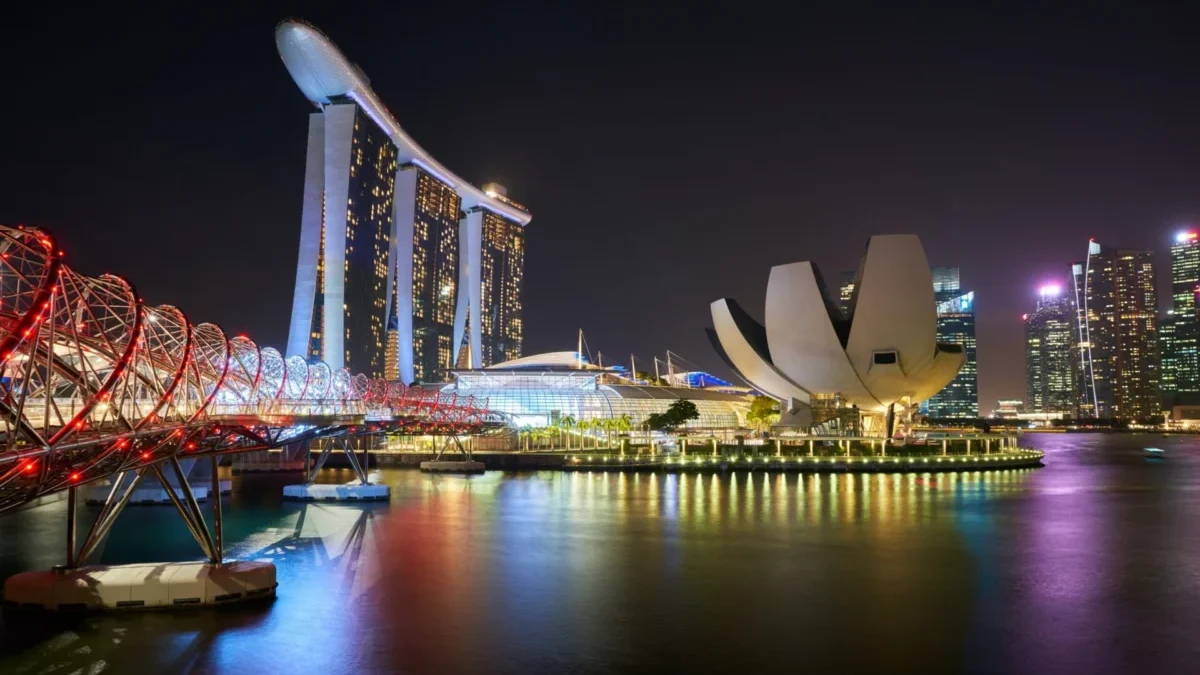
[{"x1": 4, "y1": 3, "x2": 1200, "y2": 411}]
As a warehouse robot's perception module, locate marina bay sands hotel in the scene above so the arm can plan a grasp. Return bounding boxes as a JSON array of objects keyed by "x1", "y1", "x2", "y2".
[{"x1": 277, "y1": 19, "x2": 531, "y2": 383}]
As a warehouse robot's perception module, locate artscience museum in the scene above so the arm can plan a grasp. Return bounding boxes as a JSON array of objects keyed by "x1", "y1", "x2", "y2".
[{"x1": 708, "y1": 234, "x2": 966, "y2": 435}]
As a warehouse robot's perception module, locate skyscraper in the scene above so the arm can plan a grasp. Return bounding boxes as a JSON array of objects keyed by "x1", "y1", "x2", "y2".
[
  {"x1": 287, "y1": 100, "x2": 397, "y2": 376},
  {"x1": 925, "y1": 267, "x2": 978, "y2": 418},
  {"x1": 1162, "y1": 231, "x2": 1200, "y2": 395},
  {"x1": 277, "y1": 20, "x2": 531, "y2": 382},
  {"x1": 395, "y1": 167, "x2": 462, "y2": 382},
  {"x1": 931, "y1": 266, "x2": 960, "y2": 298},
  {"x1": 1025, "y1": 284, "x2": 1076, "y2": 414},
  {"x1": 1071, "y1": 240, "x2": 1159, "y2": 419},
  {"x1": 1160, "y1": 312, "x2": 1180, "y2": 395},
  {"x1": 474, "y1": 184, "x2": 526, "y2": 366},
  {"x1": 838, "y1": 270, "x2": 856, "y2": 316}
]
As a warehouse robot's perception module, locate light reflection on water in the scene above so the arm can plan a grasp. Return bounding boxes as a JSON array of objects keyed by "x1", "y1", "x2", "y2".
[{"x1": 0, "y1": 433, "x2": 1199, "y2": 674}]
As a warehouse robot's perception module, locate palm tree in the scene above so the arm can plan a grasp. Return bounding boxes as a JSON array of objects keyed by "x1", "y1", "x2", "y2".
[
  {"x1": 616, "y1": 414, "x2": 632, "y2": 455},
  {"x1": 577, "y1": 418, "x2": 590, "y2": 450},
  {"x1": 560, "y1": 415, "x2": 577, "y2": 450}
]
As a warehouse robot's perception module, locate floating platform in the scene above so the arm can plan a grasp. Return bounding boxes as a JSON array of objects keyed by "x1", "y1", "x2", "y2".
[
  {"x1": 2, "y1": 561, "x2": 276, "y2": 612},
  {"x1": 282, "y1": 482, "x2": 389, "y2": 501},
  {"x1": 82, "y1": 480, "x2": 232, "y2": 505},
  {"x1": 420, "y1": 460, "x2": 486, "y2": 474}
]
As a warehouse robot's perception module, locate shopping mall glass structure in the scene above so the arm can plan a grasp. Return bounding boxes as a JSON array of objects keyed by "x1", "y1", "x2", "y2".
[
  {"x1": 442, "y1": 352, "x2": 749, "y2": 429},
  {"x1": 277, "y1": 19, "x2": 531, "y2": 382}
]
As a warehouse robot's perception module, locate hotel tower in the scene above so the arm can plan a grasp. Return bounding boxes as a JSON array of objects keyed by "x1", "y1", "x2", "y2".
[{"x1": 276, "y1": 19, "x2": 531, "y2": 382}]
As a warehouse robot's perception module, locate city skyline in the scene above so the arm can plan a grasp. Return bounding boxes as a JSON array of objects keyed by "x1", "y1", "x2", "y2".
[
  {"x1": 5, "y1": 8, "x2": 1200, "y2": 673},
  {"x1": 4, "y1": 6, "x2": 1200, "y2": 409}
]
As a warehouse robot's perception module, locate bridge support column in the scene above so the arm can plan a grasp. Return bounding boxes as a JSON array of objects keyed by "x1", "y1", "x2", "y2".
[
  {"x1": 5, "y1": 458, "x2": 276, "y2": 612},
  {"x1": 210, "y1": 456, "x2": 223, "y2": 564},
  {"x1": 73, "y1": 469, "x2": 148, "y2": 566},
  {"x1": 421, "y1": 434, "x2": 485, "y2": 474},
  {"x1": 65, "y1": 486, "x2": 77, "y2": 570},
  {"x1": 152, "y1": 459, "x2": 218, "y2": 563},
  {"x1": 284, "y1": 436, "x2": 389, "y2": 501}
]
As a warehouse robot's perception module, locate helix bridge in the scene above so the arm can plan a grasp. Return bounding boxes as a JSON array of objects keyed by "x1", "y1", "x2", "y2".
[{"x1": 0, "y1": 224, "x2": 495, "y2": 517}]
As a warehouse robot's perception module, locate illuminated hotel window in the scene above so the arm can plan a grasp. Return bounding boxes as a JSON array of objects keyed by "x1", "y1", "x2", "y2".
[
  {"x1": 403, "y1": 170, "x2": 461, "y2": 381},
  {"x1": 308, "y1": 104, "x2": 396, "y2": 377}
]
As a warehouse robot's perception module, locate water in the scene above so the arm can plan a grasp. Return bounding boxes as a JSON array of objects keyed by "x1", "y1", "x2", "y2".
[{"x1": 1, "y1": 433, "x2": 1198, "y2": 674}]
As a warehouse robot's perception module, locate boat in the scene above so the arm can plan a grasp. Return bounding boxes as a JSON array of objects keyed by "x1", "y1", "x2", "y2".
[{"x1": 1144, "y1": 447, "x2": 1165, "y2": 459}]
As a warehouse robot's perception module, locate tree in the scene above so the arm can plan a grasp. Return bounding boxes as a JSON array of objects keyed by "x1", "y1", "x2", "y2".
[
  {"x1": 746, "y1": 396, "x2": 780, "y2": 432},
  {"x1": 578, "y1": 418, "x2": 592, "y2": 449},
  {"x1": 645, "y1": 400, "x2": 701, "y2": 432},
  {"x1": 667, "y1": 399, "x2": 700, "y2": 426},
  {"x1": 645, "y1": 412, "x2": 671, "y2": 432},
  {"x1": 560, "y1": 415, "x2": 577, "y2": 450},
  {"x1": 614, "y1": 414, "x2": 632, "y2": 454}
]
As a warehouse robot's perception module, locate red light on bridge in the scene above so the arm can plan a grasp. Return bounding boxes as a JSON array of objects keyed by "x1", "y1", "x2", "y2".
[
  {"x1": 22, "y1": 462, "x2": 34, "y2": 473},
  {"x1": 185, "y1": 442, "x2": 196, "y2": 450},
  {"x1": 69, "y1": 472, "x2": 80, "y2": 482}
]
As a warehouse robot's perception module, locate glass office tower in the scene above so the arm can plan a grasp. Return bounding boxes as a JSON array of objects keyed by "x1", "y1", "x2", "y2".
[
  {"x1": 925, "y1": 267, "x2": 978, "y2": 418},
  {"x1": 1071, "y1": 240, "x2": 1159, "y2": 419},
  {"x1": 1163, "y1": 231, "x2": 1200, "y2": 394},
  {"x1": 1025, "y1": 284, "x2": 1076, "y2": 414}
]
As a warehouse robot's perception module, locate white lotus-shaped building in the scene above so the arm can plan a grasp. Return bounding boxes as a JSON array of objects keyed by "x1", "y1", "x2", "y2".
[{"x1": 707, "y1": 234, "x2": 965, "y2": 426}]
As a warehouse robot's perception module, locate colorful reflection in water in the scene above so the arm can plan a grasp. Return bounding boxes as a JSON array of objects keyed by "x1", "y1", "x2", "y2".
[{"x1": 1, "y1": 433, "x2": 1199, "y2": 674}]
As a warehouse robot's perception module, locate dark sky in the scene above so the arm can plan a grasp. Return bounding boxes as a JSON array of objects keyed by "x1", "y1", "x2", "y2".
[{"x1": 4, "y1": 3, "x2": 1200, "y2": 411}]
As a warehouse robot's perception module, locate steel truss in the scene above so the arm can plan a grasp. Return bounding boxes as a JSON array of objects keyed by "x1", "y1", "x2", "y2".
[
  {"x1": 302, "y1": 436, "x2": 374, "y2": 486},
  {"x1": 63, "y1": 454, "x2": 225, "y2": 569}
]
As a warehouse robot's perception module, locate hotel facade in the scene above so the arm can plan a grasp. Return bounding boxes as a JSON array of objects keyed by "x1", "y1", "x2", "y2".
[{"x1": 277, "y1": 19, "x2": 531, "y2": 382}]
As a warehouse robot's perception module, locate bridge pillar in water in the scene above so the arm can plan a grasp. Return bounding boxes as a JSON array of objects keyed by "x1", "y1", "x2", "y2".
[
  {"x1": 4, "y1": 457, "x2": 276, "y2": 612},
  {"x1": 283, "y1": 436, "x2": 390, "y2": 502}
]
